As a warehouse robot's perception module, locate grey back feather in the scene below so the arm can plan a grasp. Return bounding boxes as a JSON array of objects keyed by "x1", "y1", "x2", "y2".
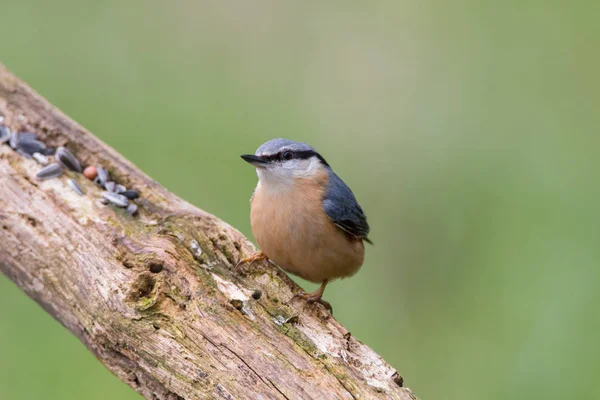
[{"x1": 323, "y1": 169, "x2": 371, "y2": 243}]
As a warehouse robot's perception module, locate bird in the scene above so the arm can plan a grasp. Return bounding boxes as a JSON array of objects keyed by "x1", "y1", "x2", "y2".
[{"x1": 236, "y1": 138, "x2": 371, "y2": 313}]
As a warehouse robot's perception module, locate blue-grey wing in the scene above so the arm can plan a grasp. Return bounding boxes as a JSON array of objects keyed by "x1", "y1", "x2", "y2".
[{"x1": 322, "y1": 170, "x2": 371, "y2": 242}]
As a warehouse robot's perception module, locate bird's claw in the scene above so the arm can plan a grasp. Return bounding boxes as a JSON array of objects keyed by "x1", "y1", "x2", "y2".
[
  {"x1": 290, "y1": 291, "x2": 334, "y2": 315},
  {"x1": 234, "y1": 251, "x2": 267, "y2": 273}
]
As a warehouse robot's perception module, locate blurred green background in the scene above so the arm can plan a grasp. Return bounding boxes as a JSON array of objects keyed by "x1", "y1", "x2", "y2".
[{"x1": 1, "y1": 1, "x2": 599, "y2": 399}]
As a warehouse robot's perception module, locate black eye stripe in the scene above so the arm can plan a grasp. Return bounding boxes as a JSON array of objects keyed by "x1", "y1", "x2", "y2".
[
  {"x1": 293, "y1": 150, "x2": 315, "y2": 159},
  {"x1": 259, "y1": 150, "x2": 330, "y2": 166},
  {"x1": 296, "y1": 150, "x2": 330, "y2": 167}
]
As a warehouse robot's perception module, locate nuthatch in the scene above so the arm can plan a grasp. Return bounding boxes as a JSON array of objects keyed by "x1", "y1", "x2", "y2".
[{"x1": 236, "y1": 138, "x2": 371, "y2": 313}]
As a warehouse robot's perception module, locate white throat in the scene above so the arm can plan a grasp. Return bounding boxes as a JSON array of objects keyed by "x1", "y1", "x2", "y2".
[
  {"x1": 256, "y1": 168, "x2": 295, "y2": 192},
  {"x1": 256, "y1": 157, "x2": 322, "y2": 193}
]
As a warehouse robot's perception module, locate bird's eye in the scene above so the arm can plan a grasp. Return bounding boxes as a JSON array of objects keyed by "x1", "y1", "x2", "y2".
[{"x1": 281, "y1": 151, "x2": 293, "y2": 160}]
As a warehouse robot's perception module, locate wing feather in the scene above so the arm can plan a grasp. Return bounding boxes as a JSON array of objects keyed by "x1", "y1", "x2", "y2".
[{"x1": 322, "y1": 170, "x2": 371, "y2": 243}]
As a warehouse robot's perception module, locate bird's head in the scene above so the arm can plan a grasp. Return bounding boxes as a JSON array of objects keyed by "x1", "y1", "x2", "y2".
[{"x1": 241, "y1": 138, "x2": 330, "y2": 189}]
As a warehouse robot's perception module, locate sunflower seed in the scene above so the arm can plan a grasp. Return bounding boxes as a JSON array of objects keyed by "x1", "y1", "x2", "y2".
[
  {"x1": 32, "y1": 152, "x2": 49, "y2": 165},
  {"x1": 105, "y1": 181, "x2": 116, "y2": 192},
  {"x1": 9, "y1": 131, "x2": 20, "y2": 149},
  {"x1": 0, "y1": 126, "x2": 10, "y2": 144},
  {"x1": 44, "y1": 147, "x2": 56, "y2": 156},
  {"x1": 121, "y1": 190, "x2": 139, "y2": 200},
  {"x1": 18, "y1": 139, "x2": 46, "y2": 155},
  {"x1": 126, "y1": 203, "x2": 138, "y2": 215},
  {"x1": 56, "y1": 146, "x2": 82, "y2": 172},
  {"x1": 102, "y1": 191, "x2": 129, "y2": 207},
  {"x1": 95, "y1": 167, "x2": 109, "y2": 187},
  {"x1": 115, "y1": 184, "x2": 126, "y2": 193},
  {"x1": 98, "y1": 198, "x2": 109, "y2": 205},
  {"x1": 67, "y1": 179, "x2": 85, "y2": 195},
  {"x1": 17, "y1": 149, "x2": 33, "y2": 159},
  {"x1": 36, "y1": 163, "x2": 63, "y2": 180},
  {"x1": 19, "y1": 132, "x2": 38, "y2": 142}
]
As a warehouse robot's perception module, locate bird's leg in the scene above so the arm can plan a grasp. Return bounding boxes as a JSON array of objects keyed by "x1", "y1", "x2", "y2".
[
  {"x1": 234, "y1": 250, "x2": 268, "y2": 272},
  {"x1": 291, "y1": 280, "x2": 333, "y2": 314}
]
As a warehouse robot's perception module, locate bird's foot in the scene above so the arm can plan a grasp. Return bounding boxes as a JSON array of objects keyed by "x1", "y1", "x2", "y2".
[
  {"x1": 234, "y1": 251, "x2": 268, "y2": 273},
  {"x1": 290, "y1": 290, "x2": 333, "y2": 315}
]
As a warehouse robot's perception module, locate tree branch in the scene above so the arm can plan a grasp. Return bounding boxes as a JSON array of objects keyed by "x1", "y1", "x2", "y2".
[{"x1": 0, "y1": 63, "x2": 418, "y2": 400}]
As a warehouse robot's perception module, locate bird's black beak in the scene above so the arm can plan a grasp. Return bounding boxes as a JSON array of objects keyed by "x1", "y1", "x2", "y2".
[{"x1": 240, "y1": 154, "x2": 268, "y2": 168}]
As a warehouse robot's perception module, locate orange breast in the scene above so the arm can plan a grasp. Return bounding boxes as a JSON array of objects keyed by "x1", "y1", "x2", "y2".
[{"x1": 250, "y1": 171, "x2": 364, "y2": 283}]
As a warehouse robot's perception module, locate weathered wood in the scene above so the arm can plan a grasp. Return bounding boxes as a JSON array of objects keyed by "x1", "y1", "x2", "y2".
[{"x1": 0, "y1": 63, "x2": 418, "y2": 400}]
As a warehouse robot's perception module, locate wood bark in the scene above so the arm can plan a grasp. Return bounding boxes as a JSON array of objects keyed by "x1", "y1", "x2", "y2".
[{"x1": 0, "y1": 63, "x2": 418, "y2": 400}]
